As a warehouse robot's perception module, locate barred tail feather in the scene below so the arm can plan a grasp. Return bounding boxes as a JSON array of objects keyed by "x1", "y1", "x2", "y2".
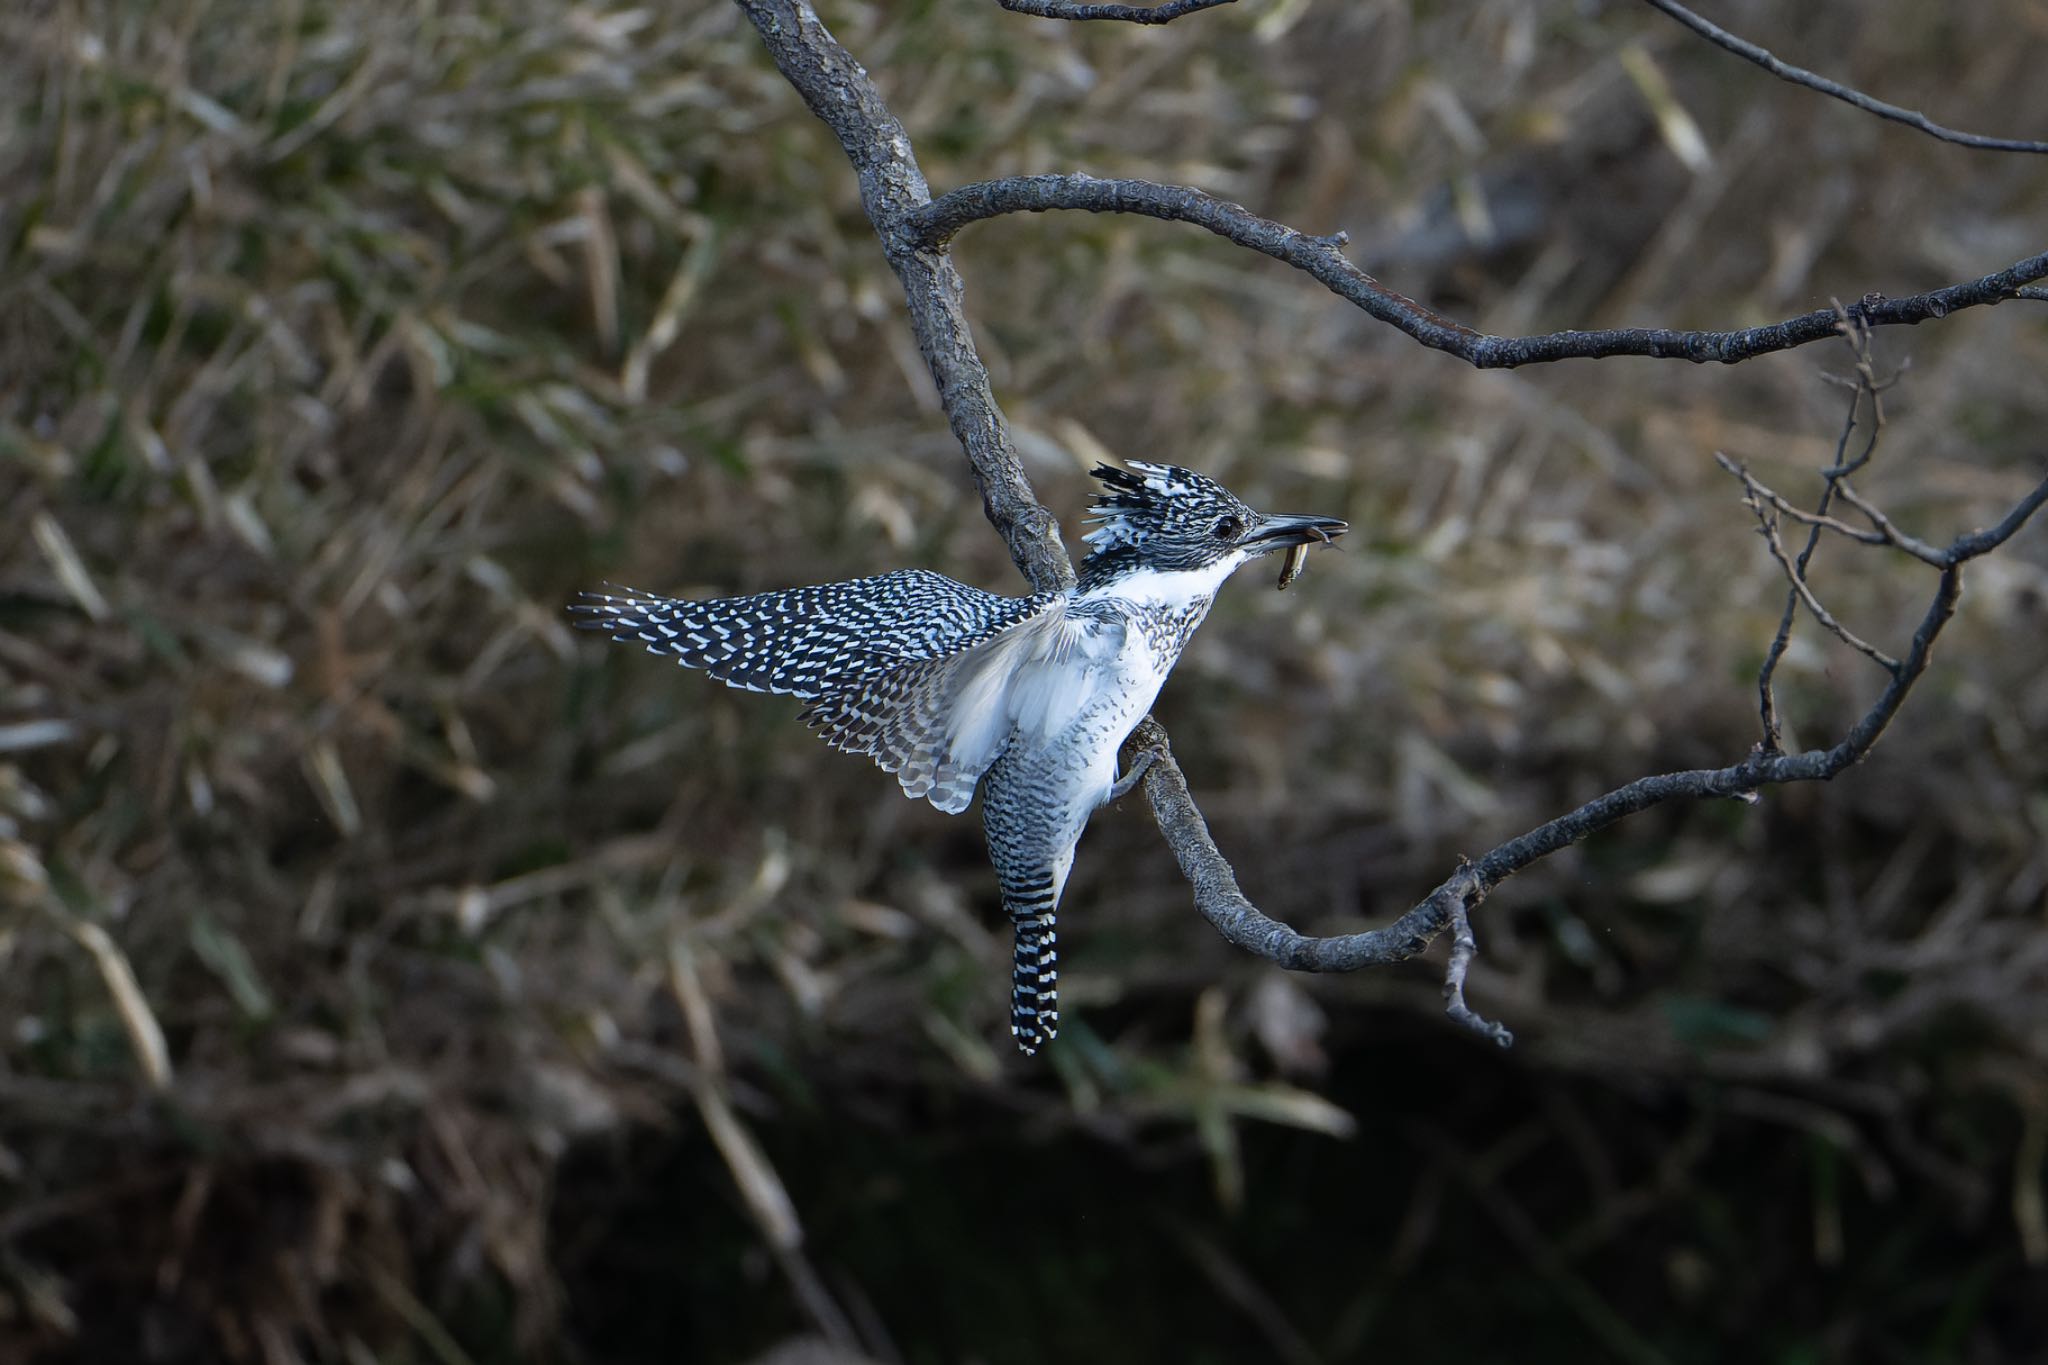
[{"x1": 1004, "y1": 878, "x2": 1061, "y2": 1055}]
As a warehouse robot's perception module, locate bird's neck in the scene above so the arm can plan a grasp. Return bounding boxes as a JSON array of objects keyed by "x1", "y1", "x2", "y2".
[
  {"x1": 1075, "y1": 545, "x2": 1142, "y2": 593},
  {"x1": 1077, "y1": 548, "x2": 1242, "y2": 600},
  {"x1": 1073, "y1": 557, "x2": 1241, "y2": 658}
]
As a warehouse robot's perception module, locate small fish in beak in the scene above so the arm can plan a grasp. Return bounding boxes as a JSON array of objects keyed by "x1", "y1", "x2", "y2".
[{"x1": 1276, "y1": 541, "x2": 1310, "y2": 590}]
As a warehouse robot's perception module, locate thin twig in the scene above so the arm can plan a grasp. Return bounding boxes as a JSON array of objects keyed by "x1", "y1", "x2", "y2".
[
  {"x1": 909, "y1": 174, "x2": 2048, "y2": 369},
  {"x1": 1750, "y1": 382, "x2": 1856, "y2": 744},
  {"x1": 736, "y1": 0, "x2": 1075, "y2": 594},
  {"x1": 1445, "y1": 891, "x2": 1514, "y2": 1048},
  {"x1": 1753, "y1": 321, "x2": 1891, "y2": 744},
  {"x1": 1823, "y1": 344, "x2": 1887, "y2": 478},
  {"x1": 1831, "y1": 480, "x2": 1949, "y2": 566},
  {"x1": 997, "y1": 0, "x2": 1235, "y2": 22},
  {"x1": 1712, "y1": 454, "x2": 1894, "y2": 553},
  {"x1": 1640, "y1": 0, "x2": 2048, "y2": 155},
  {"x1": 1747, "y1": 499, "x2": 1901, "y2": 675},
  {"x1": 1948, "y1": 476, "x2": 2048, "y2": 562}
]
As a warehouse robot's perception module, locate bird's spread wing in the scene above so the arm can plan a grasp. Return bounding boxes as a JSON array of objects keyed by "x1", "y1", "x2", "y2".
[
  {"x1": 801, "y1": 599, "x2": 1124, "y2": 814},
  {"x1": 571, "y1": 570, "x2": 1050, "y2": 697},
  {"x1": 572, "y1": 570, "x2": 1081, "y2": 812}
]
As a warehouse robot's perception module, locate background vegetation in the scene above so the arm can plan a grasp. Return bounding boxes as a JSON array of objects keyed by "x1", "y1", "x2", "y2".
[{"x1": 3, "y1": 0, "x2": 2046, "y2": 1361}]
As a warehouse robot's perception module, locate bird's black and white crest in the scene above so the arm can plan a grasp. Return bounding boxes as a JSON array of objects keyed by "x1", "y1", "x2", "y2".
[{"x1": 1080, "y1": 461, "x2": 1260, "y2": 588}]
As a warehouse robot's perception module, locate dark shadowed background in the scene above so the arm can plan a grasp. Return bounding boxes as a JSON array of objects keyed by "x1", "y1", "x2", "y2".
[{"x1": 3, "y1": 1, "x2": 2047, "y2": 1361}]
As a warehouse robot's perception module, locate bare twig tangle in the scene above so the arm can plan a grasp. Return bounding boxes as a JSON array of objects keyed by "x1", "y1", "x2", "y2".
[
  {"x1": 1749, "y1": 323, "x2": 1886, "y2": 746},
  {"x1": 1745, "y1": 498, "x2": 1902, "y2": 676},
  {"x1": 1712, "y1": 459, "x2": 1894, "y2": 554}
]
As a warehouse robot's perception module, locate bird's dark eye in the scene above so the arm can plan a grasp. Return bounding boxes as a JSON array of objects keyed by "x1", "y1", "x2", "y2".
[{"x1": 1211, "y1": 515, "x2": 1245, "y2": 541}]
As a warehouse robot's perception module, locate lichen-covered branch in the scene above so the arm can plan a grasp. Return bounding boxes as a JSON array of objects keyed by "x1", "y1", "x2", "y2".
[{"x1": 910, "y1": 174, "x2": 2048, "y2": 369}]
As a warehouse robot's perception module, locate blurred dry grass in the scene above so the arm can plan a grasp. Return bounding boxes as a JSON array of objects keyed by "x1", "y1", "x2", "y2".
[{"x1": 2, "y1": 0, "x2": 2046, "y2": 1361}]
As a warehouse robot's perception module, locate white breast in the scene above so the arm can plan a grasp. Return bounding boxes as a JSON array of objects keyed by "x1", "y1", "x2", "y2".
[{"x1": 1090, "y1": 557, "x2": 1246, "y2": 616}]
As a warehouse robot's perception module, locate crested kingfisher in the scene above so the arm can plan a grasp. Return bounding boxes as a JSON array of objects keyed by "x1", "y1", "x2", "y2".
[{"x1": 572, "y1": 462, "x2": 1347, "y2": 1054}]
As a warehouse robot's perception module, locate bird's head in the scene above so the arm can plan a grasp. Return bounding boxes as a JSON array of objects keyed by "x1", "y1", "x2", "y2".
[{"x1": 1079, "y1": 461, "x2": 1348, "y2": 591}]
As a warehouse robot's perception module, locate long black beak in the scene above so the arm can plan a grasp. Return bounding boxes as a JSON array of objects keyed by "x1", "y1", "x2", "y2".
[{"x1": 1241, "y1": 512, "x2": 1349, "y2": 553}]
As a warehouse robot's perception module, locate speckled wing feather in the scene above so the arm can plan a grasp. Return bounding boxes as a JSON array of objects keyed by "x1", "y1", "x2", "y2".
[
  {"x1": 571, "y1": 570, "x2": 1060, "y2": 812},
  {"x1": 571, "y1": 570, "x2": 1049, "y2": 696},
  {"x1": 793, "y1": 600, "x2": 1082, "y2": 813}
]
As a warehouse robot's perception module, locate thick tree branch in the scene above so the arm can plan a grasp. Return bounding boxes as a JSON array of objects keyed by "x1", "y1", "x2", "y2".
[
  {"x1": 997, "y1": 0, "x2": 1235, "y2": 22},
  {"x1": 909, "y1": 175, "x2": 2048, "y2": 368},
  {"x1": 735, "y1": 0, "x2": 1074, "y2": 592},
  {"x1": 1640, "y1": 0, "x2": 2048, "y2": 156}
]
